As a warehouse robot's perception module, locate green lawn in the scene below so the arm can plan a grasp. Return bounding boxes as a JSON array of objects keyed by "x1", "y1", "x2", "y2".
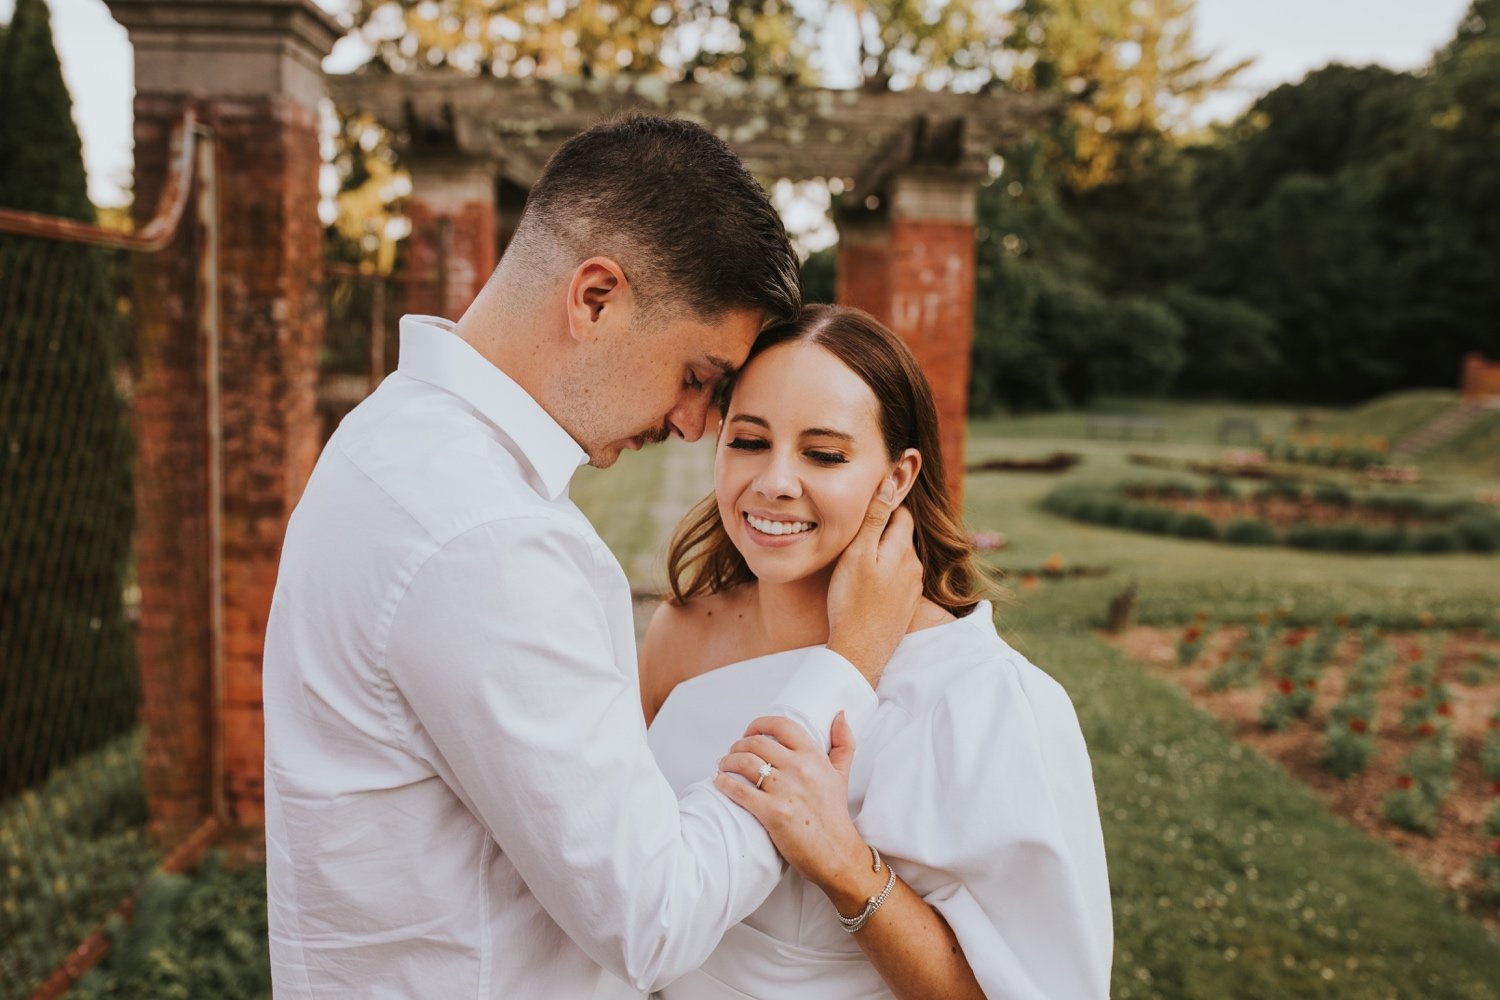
[{"x1": 64, "y1": 395, "x2": 1500, "y2": 999}]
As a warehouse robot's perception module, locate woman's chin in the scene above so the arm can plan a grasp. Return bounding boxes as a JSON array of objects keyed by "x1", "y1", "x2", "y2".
[{"x1": 739, "y1": 551, "x2": 837, "y2": 587}]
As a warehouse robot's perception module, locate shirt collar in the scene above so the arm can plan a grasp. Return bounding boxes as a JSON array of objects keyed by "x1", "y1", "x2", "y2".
[{"x1": 397, "y1": 315, "x2": 588, "y2": 501}]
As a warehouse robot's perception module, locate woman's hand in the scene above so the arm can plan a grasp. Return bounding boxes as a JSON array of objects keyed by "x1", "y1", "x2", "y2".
[{"x1": 713, "y1": 713, "x2": 872, "y2": 896}]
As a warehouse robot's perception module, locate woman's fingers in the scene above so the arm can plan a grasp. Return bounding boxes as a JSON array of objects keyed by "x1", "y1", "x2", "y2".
[
  {"x1": 742, "y1": 714, "x2": 813, "y2": 752},
  {"x1": 727, "y1": 733, "x2": 795, "y2": 766},
  {"x1": 717, "y1": 750, "x2": 778, "y2": 789}
]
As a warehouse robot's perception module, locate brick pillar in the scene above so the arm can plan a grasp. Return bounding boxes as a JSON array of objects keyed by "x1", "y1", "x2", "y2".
[
  {"x1": 107, "y1": 0, "x2": 339, "y2": 841},
  {"x1": 404, "y1": 155, "x2": 498, "y2": 319},
  {"x1": 834, "y1": 208, "x2": 891, "y2": 327},
  {"x1": 836, "y1": 172, "x2": 978, "y2": 505}
]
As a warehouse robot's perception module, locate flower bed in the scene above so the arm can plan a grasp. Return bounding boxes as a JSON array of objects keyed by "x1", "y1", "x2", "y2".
[
  {"x1": 1043, "y1": 478, "x2": 1500, "y2": 554},
  {"x1": 1109, "y1": 619, "x2": 1500, "y2": 910}
]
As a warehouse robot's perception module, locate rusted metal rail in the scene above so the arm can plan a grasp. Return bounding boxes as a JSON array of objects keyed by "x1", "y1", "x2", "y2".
[{"x1": 0, "y1": 111, "x2": 200, "y2": 249}]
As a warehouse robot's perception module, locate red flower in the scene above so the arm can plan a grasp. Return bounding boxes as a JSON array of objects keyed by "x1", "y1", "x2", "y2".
[
  {"x1": 1396, "y1": 775, "x2": 1414, "y2": 790},
  {"x1": 1406, "y1": 648, "x2": 1424, "y2": 663},
  {"x1": 1417, "y1": 722, "x2": 1436, "y2": 738},
  {"x1": 1304, "y1": 679, "x2": 1317, "y2": 690},
  {"x1": 1184, "y1": 626, "x2": 1203, "y2": 642},
  {"x1": 1409, "y1": 685, "x2": 1426, "y2": 700},
  {"x1": 1334, "y1": 614, "x2": 1349, "y2": 627},
  {"x1": 1491, "y1": 780, "x2": 1500, "y2": 796},
  {"x1": 1349, "y1": 718, "x2": 1367, "y2": 734},
  {"x1": 1277, "y1": 678, "x2": 1295, "y2": 694},
  {"x1": 1436, "y1": 702, "x2": 1453, "y2": 717},
  {"x1": 1284, "y1": 632, "x2": 1304, "y2": 647}
]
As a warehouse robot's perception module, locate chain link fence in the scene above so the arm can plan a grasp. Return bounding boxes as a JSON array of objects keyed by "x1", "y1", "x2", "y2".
[{"x1": 0, "y1": 115, "x2": 214, "y2": 999}]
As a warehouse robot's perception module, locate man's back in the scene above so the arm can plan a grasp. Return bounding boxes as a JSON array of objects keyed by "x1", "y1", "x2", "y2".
[{"x1": 264, "y1": 321, "x2": 638, "y2": 997}]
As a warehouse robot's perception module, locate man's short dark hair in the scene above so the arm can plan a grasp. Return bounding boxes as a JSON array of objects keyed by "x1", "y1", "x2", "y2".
[{"x1": 514, "y1": 114, "x2": 801, "y2": 327}]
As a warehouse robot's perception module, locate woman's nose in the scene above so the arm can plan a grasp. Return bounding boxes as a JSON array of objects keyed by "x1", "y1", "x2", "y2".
[{"x1": 753, "y1": 449, "x2": 801, "y2": 499}]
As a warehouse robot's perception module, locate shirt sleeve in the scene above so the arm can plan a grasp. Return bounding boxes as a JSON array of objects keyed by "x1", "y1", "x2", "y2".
[
  {"x1": 855, "y1": 662, "x2": 1114, "y2": 1000},
  {"x1": 381, "y1": 514, "x2": 869, "y2": 992}
]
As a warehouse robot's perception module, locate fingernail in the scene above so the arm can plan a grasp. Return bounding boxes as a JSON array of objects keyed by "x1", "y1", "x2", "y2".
[{"x1": 878, "y1": 481, "x2": 896, "y2": 503}]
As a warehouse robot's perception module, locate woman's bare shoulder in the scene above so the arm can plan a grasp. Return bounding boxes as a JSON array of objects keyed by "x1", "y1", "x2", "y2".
[{"x1": 641, "y1": 586, "x2": 756, "y2": 724}]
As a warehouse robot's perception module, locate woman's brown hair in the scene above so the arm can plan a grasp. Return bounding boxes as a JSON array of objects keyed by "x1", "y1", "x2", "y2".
[{"x1": 666, "y1": 304, "x2": 992, "y2": 617}]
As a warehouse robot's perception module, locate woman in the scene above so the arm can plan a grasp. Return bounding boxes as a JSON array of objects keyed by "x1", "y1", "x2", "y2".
[{"x1": 642, "y1": 305, "x2": 1112, "y2": 999}]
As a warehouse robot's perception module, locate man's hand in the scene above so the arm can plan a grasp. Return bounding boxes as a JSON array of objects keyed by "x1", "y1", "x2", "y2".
[{"x1": 826, "y1": 483, "x2": 923, "y2": 688}]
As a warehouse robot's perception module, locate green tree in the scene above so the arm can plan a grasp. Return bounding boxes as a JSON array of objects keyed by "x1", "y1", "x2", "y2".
[
  {"x1": 346, "y1": 0, "x2": 812, "y2": 80},
  {"x1": 0, "y1": 0, "x2": 137, "y2": 795}
]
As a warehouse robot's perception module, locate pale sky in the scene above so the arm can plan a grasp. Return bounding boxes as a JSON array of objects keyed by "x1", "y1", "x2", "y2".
[{"x1": 0, "y1": 0, "x2": 1475, "y2": 209}]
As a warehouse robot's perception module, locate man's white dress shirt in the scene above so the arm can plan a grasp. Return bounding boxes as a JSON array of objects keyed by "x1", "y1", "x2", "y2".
[{"x1": 263, "y1": 315, "x2": 877, "y2": 998}]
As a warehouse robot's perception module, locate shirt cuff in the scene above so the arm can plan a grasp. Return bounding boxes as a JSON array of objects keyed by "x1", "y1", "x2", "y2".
[{"x1": 767, "y1": 647, "x2": 879, "y2": 751}]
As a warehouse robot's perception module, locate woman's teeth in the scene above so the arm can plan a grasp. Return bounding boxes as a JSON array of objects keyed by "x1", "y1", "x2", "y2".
[{"x1": 745, "y1": 513, "x2": 815, "y2": 536}]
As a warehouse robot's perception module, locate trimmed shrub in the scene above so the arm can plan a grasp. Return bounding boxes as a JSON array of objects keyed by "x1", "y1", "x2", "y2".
[
  {"x1": 1414, "y1": 527, "x2": 1462, "y2": 554},
  {"x1": 1175, "y1": 512, "x2": 1219, "y2": 540},
  {"x1": 1225, "y1": 518, "x2": 1277, "y2": 546}
]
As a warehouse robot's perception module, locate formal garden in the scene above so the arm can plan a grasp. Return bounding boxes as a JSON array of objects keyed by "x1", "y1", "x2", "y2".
[{"x1": 21, "y1": 390, "x2": 1491, "y2": 998}]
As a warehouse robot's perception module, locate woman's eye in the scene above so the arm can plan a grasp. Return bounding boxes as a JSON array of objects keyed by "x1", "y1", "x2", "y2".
[
  {"x1": 808, "y1": 451, "x2": 847, "y2": 465},
  {"x1": 726, "y1": 438, "x2": 768, "y2": 451}
]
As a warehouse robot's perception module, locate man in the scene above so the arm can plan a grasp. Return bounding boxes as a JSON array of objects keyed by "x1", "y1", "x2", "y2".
[{"x1": 263, "y1": 114, "x2": 922, "y2": 997}]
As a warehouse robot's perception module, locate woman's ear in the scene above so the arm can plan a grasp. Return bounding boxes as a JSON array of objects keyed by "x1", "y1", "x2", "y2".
[
  {"x1": 885, "y1": 448, "x2": 922, "y2": 506},
  {"x1": 565, "y1": 257, "x2": 632, "y2": 343}
]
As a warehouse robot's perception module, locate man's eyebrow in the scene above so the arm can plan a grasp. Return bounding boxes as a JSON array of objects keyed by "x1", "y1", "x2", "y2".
[{"x1": 705, "y1": 355, "x2": 736, "y2": 375}]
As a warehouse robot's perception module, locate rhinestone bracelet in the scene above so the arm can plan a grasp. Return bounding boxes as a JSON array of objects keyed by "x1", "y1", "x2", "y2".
[{"x1": 837, "y1": 846, "x2": 897, "y2": 933}]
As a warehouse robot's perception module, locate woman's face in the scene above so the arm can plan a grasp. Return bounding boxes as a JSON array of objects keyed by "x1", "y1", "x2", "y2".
[{"x1": 715, "y1": 340, "x2": 916, "y2": 586}]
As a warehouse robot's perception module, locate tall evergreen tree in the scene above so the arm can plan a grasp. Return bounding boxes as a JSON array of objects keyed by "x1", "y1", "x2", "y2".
[{"x1": 0, "y1": 0, "x2": 137, "y2": 795}]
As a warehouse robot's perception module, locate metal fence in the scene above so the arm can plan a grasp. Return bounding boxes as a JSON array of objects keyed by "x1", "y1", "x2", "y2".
[{"x1": 0, "y1": 114, "x2": 220, "y2": 1000}]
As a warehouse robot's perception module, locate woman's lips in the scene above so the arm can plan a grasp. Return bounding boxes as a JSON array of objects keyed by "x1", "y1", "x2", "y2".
[{"x1": 742, "y1": 511, "x2": 817, "y2": 547}]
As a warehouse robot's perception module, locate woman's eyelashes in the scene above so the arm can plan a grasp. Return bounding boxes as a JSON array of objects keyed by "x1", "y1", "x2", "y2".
[{"x1": 725, "y1": 437, "x2": 848, "y2": 465}]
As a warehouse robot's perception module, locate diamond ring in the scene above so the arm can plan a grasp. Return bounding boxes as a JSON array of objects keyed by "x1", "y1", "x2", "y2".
[{"x1": 754, "y1": 761, "x2": 773, "y2": 789}]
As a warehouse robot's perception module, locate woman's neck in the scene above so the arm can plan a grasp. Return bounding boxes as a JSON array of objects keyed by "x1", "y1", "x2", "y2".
[
  {"x1": 748, "y1": 571, "x2": 954, "y2": 656},
  {"x1": 751, "y1": 569, "x2": 836, "y2": 654}
]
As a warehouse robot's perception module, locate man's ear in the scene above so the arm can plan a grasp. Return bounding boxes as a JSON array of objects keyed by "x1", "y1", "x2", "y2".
[
  {"x1": 565, "y1": 256, "x2": 632, "y2": 343},
  {"x1": 884, "y1": 449, "x2": 922, "y2": 506}
]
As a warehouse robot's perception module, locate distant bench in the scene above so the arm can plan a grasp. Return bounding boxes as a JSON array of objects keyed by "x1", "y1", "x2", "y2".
[
  {"x1": 1087, "y1": 415, "x2": 1165, "y2": 441},
  {"x1": 1216, "y1": 417, "x2": 1261, "y2": 444}
]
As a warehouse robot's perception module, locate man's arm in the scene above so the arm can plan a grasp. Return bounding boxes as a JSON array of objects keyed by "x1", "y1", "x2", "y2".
[{"x1": 383, "y1": 515, "x2": 867, "y2": 990}]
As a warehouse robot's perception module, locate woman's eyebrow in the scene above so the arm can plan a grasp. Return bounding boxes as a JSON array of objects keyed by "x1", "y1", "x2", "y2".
[
  {"x1": 727, "y1": 414, "x2": 854, "y2": 442},
  {"x1": 802, "y1": 427, "x2": 855, "y2": 442}
]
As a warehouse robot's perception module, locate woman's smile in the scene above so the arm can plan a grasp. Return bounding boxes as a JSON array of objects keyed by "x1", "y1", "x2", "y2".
[{"x1": 743, "y1": 511, "x2": 819, "y2": 545}]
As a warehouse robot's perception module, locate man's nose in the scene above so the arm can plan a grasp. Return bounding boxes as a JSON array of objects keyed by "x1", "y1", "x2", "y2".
[{"x1": 667, "y1": 395, "x2": 710, "y2": 443}]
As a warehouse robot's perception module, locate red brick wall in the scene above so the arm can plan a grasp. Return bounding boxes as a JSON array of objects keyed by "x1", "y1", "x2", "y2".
[
  {"x1": 132, "y1": 94, "x2": 325, "y2": 839},
  {"x1": 835, "y1": 233, "x2": 891, "y2": 327},
  {"x1": 404, "y1": 197, "x2": 496, "y2": 320},
  {"x1": 1462, "y1": 353, "x2": 1500, "y2": 401}
]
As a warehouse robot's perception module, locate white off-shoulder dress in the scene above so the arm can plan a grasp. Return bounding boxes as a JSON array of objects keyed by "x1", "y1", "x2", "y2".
[{"x1": 646, "y1": 602, "x2": 1113, "y2": 1000}]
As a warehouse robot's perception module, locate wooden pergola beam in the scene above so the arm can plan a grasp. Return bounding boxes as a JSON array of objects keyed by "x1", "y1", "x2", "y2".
[{"x1": 325, "y1": 70, "x2": 1057, "y2": 188}]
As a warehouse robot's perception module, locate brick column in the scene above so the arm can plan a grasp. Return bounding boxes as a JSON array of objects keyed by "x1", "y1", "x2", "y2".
[
  {"x1": 836, "y1": 172, "x2": 978, "y2": 505},
  {"x1": 404, "y1": 155, "x2": 498, "y2": 319},
  {"x1": 834, "y1": 207, "x2": 891, "y2": 327},
  {"x1": 107, "y1": 0, "x2": 339, "y2": 841}
]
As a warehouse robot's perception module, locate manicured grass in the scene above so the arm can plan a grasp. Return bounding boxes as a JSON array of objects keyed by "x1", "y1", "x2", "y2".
[
  {"x1": 1316, "y1": 389, "x2": 1459, "y2": 445},
  {"x1": 1425, "y1": 407, "x2": 1500, "y2": 482},
  {"x1": 969, "y1": 397, "x2": 1317, "y2": 447}
]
